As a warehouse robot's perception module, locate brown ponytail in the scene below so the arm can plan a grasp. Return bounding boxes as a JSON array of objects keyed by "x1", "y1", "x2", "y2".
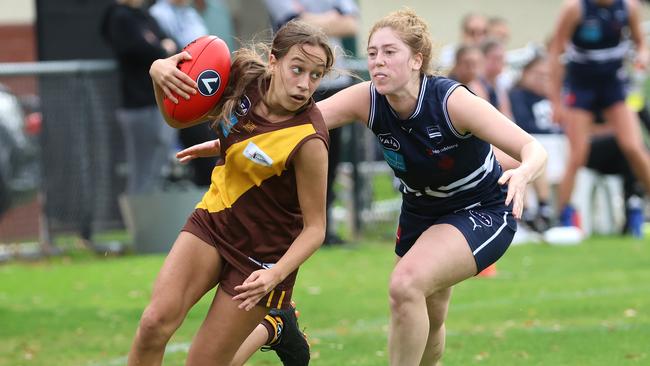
[{"x1": 208, "y1": 20, "x2": 334, "y2": 130}]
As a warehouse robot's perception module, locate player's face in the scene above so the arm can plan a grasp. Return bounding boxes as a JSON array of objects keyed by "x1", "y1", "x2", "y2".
[
  {"x1": 367, "y1": 27, "x2": 419, "y2": 95},
  {"x1": 270, "y1": 44, "x2": 327, "y2": 112}
]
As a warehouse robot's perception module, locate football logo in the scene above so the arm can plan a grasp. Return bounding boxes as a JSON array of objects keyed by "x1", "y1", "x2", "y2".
[{"x1": 197, "y1": 70, "x2": 221, "y2": 96}]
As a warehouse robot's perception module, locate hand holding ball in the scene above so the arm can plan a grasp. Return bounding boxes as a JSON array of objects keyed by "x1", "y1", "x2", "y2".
[{"x1": 163, "y1": 36, "x2": 231, "y2": 126}]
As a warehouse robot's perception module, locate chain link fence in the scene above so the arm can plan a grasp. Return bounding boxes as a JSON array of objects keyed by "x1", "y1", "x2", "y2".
[{"x1": 0, "y1": 60, "x2": 126, "y2": 246}]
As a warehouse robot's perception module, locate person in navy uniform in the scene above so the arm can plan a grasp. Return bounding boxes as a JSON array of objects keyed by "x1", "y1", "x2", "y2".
[
  {"x1": 169, "y1": 9, "x2": 547, "y2": 366},
  {"x1": 548, "y1": 0, "x2": 650, "y2": 226}
]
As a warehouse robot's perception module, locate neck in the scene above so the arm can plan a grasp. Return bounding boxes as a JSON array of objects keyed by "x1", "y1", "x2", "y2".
[
  {"x1": 256, "y1": 93, "x2": 294, "y2": 123},
  {"x1": 386, "y1": 74, "x2": 422, "y2": 119}
]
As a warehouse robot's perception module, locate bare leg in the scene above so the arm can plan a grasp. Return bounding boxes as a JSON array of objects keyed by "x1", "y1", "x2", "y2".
[
  {"x1": 186, "y1": 289, "x2": 268, "y2": 365},
  {"x1": 557, "y1": 108, "x2": 593, "y2": 208},
  {"x1": 388, "y1": 224, "x2": 477, "y2": 366},
  {"x1": 231, "y1": 324, "x2": 272, "y2": 366},
  {"x1": 605, "y1": 102, "x2": 650, "y2": 194},
  {"x1": 127, "y1": 232, "x2": 222, "y2": 366},
  {"x1": 420, "y1": 288, "x2": 452, "y2": 366}
]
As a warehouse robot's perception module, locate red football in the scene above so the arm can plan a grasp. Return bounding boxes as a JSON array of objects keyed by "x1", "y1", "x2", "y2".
[{"x1": 163, "y1": 35, "x2": 231, "y2": 126}]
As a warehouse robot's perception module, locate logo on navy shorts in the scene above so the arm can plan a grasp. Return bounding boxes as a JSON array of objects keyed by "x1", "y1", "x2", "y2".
[
  {"x1": 197, "y1": 70, "x2": 221, "y2": 96},
  {"x1": 469, "y1": 210, "x2": 493, "y2": 230}
]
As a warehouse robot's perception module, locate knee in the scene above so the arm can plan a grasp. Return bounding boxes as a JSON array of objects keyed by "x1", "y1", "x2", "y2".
[
  {"x1": 137, "y1": 304, "x2": 182, "y2": 344},
  {"x1": 388, "y1": 270, "x2": 423, "y2": 311}
]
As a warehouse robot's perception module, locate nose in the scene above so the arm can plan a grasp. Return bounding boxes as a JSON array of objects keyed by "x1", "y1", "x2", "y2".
[
  {"x1": 374, "y1": 53, "x2": 386, "y2": 66},
  {"x1": 297, "y1": 73, "x2": 310, "y2": 90}
]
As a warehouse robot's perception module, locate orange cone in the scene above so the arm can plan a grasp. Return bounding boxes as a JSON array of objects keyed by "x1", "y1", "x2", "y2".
[{"x1": 478, "y1": 263, "x2": 497, "y2": 277}]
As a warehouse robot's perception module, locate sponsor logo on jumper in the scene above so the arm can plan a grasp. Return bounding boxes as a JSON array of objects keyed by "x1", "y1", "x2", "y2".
[
  {"x1": 236, "y1": 95, "x2": 251, "y2": 116},
  {"x1": 426, "y1": 143, "x2": 458, "y2": 155},
  {"x1": 242, "y1": 120, "x2": 256, "y2": 133},
  {"x1": 197, "y1": 70, "x2": 221, "y2": 96},
  {"x1": 248, "y1": 257, "x2": 275, "y2": 269},
  {"x1": 382, "y1": 149, "x2": 406, "y2": 172},
  {"x1": 426, "y1": 125, "x2": 443, "y2": 144},
  {"x1": 378, "y1": 133, "x2": 400, "y2": 151},
  {"x1": 244, "y1": 141, "x2": 273, "y2": 167}
]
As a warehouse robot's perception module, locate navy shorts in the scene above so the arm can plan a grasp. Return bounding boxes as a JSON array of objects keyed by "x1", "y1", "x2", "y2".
[
  {"x1": 565, "y1": 73, "x2": 626, "y2": 113},
  {"x1": 395, "y1": 201, "x2": 517, "y2": 273}
]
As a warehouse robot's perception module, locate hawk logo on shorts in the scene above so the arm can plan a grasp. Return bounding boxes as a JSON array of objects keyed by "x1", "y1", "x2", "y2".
[{"x1": 197, "y1": 70, "x2": 221, "y2": 96}]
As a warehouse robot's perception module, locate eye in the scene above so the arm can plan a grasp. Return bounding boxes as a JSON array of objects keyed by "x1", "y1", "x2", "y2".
[
  {"x1": 310, "y1": 71, "x2": 323, "y2": 80},
  {"x1": 367, "y1": 50, "x2": 376, "y2": 58},
  {"x1": 291, "y1": 66, "x2": 302, "y2": 74}
]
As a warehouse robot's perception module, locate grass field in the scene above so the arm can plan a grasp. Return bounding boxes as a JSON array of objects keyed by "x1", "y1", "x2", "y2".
[{"x1": 1, "y1": 235, "x2": 648, "y2": 366}]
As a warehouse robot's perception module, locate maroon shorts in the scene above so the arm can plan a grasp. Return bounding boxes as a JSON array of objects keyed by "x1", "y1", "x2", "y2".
[{"x1": 182, "y1": 208, "x2": 297, "y2": 309}]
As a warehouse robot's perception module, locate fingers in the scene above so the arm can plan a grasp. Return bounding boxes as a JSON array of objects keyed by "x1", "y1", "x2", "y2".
[
  {"x1": 161, "y1": 85, "x2": 178, "y2": 104},
  {"x1": 498, "y1": 170, "x2": 512, "y2": 185}
]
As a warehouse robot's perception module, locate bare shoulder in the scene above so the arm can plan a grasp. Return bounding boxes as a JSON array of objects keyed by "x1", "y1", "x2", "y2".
[{"x1": 294, "y1": 137, "x2": 328, "y2": 172}]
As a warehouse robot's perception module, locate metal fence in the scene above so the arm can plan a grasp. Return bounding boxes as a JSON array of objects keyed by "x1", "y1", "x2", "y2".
[{"x1": 0, "y1": 60, "x2": 125, "y2": 243}]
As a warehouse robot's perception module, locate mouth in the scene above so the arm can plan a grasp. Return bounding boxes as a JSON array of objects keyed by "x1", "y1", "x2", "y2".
[
  {"x1": 373, "y1": 72, "x2": 388, "y2": 80},
  {"x1": 290, "y1": 95, "x2": 307, "y2": 103}
]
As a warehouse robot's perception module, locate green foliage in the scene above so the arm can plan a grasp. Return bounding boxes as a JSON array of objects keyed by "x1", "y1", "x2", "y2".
[{"x1": 0, "y1": 236, "x2": 648, "y2": 365}]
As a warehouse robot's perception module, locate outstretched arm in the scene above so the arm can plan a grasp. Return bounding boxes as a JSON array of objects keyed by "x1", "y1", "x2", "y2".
[
  {"x1": 317, "y1": 81, "x2": 371, "y2": 129},
  {"x1": 448, "y1": 87, "x2": 548, "y2": 219},
  {"x1": 176, "y1": 81, "x2": 372, "y2": 163}
]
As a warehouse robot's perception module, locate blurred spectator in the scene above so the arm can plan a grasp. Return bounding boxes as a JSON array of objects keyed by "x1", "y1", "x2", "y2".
[
  {"x1": 149, "y1": 0, "x2": 208, "y2": 48},
  {"x1": 509, "y1": 53, "x2": 558, "y2": 231},
  {"x1": 101, "y1": 0, "x2": 178, "y2": 194},
  {"x1": 487, "y1": 16, "x2": 511, "y2": 45},
  {"x1": 479, "y1": 38, "x2": 513, "y2": 118},
  {"x1": 510, "y1": 52, "x2": 648, "y2": 236},
  {"x1": 448, "y1": 45, "x2": 487, "y2": 99},
  {"x1": 193, "y1": 0, "x2": 236, "y2": 51},
  {"x1": 263, "y1": 0, "x2": 360, "y2": 246},
  {"x1": 150, "y1": 0, "x2": 218, "y2": 187},
  {"x1": 438, "y1": 12, "x2": 488, "y2": 71},
  {"x1": 548, "y1": 0, "x2": 650, "y2": 231}
]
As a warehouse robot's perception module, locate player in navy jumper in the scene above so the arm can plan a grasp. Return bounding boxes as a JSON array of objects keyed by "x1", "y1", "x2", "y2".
[
  {"x1": 548, "y1": 0, "x2": 650, "y2": 226},
  {"x1": 171, "y1": 9, "x2": 547, "y2": 366}
]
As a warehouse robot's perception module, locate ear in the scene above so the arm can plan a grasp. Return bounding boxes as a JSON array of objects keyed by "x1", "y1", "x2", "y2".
[
  {"x1": 269, "y1": 53, "x2": 278, "y2": 73},
  {"x1": 410, "y1": 52, "x2": 423, "y2": 71}
]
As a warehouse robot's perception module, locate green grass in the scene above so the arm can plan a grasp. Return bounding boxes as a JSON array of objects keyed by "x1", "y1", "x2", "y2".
[{"x1": 1, "y1": 236, "x2": 648, "y2": 366}]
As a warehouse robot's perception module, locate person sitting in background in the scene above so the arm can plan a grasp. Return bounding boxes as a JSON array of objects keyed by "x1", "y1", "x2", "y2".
[
  {"x1": 509, "y1": 53, "x2": 560, "y2": 232},
  {"x1": 487, "y1": 16, "x2": 511, "y2": 45},
  {"x1": 447, "y1": 44, "x2": 486, "y2": 98},
  {"x1": 479, "y1": 38, "x2": 513, "y2": 118},
  {"x1": 438, "y1": 12, "x2": 488, "y2": 71}
]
